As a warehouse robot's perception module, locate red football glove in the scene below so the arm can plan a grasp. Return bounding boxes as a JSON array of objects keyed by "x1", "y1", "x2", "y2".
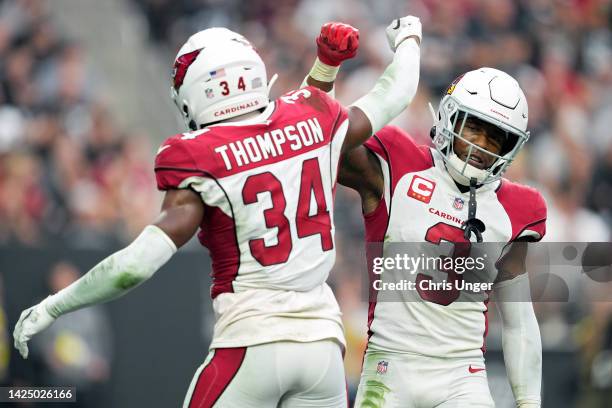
[{"x1": 316, "y1": 22, "x2": 359, "y2": 66}]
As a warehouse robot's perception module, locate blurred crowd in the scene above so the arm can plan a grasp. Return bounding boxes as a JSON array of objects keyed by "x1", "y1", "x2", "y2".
[
  {"x1": 135, "y1": 0, "x2": 612, "y2": 242},
  {"x1": 0, "y1": 0, "x2": 157, "y2": 248},
  {"x1": 1, "y1": 0, "x2": 611, "y2": 406},
  {"x1": 2, "y1": 0, "x2": 609, "y2": 246},
  {"x1": 132, "y1": 0, "x2": 612, "y2": 403}
]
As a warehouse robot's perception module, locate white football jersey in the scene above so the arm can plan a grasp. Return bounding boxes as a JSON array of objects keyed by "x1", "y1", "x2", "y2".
[
  {"x1": 362, "y1": 126, "x2": 547, "y2": 358},
  {"x1": 155, "y1": 87, "x2": 349, "y2": 349}
]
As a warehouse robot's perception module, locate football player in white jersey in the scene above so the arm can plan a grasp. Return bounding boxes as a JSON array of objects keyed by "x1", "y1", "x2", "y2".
[
  {"x1": 310, "y1": 67, "x2": 544, "y2": 407},
  {"x1": 13, "y1": 17, "x2": 424, "y2": 408}
]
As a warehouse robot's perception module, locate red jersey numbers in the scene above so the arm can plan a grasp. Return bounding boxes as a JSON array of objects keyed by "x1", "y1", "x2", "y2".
[
  {"x1": 296, "y1": 158, "x2": 333, "y2": 250},
  {"x1": 416, "y1": 223, "x2": 469, "y2": 306},
  {"x1": 281, "y1": 89, "x2": 311, "y2": 104},
  {"x1": 243, "y1": 172, "x2": 292, "y2": 265},
  {"x1": 241, "y1": 158, "x2": 333, "y2": 266},
  {"x1": 408, "y1": 175, "x2": 436, "y2": 204}
]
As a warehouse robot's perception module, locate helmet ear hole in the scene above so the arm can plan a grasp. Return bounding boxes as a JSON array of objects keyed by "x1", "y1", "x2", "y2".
[
  {"x1": 181, "y1": 102, "x2": 197, "y2": 130},
  {"x1": 429, "y1": 126, "x2": 436, "y2": 139}
]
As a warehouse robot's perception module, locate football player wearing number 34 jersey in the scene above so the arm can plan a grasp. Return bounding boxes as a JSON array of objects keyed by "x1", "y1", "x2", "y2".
[
  {"x1": 320, "y1": 64, "x2": 545, "y2": 407},
  {"x1": 13, "y1": 16, "x2": 423, "y2": 408}
]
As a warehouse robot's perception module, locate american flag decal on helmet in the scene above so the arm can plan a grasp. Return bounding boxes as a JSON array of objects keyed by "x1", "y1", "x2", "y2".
[
  {"x1": 172, "y1": 48, "x2": 203, "y2": 91},
  {"x1": 209, "y1": 68, "x2": 226, "y2": 79}
]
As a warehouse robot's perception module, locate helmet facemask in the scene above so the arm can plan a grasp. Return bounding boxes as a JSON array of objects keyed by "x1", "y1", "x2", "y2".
[
  {"x1": 429, "y1": 67, "x2": 531, "y2": 242},
  {"x1": 431, "y1": 96, "x2": 529, "y2": 186}
]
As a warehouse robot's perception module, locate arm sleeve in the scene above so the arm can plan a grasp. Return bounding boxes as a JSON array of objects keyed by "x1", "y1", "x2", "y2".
[
  {"x1": 44, "y1": 225, "x2": 177, "y2": 318},
  {"x1": 351, "y1": 39, "x2": 420, "y2": 133},
  {"x1": 494, "y1": 273, "x2": 542, "y2": 408}
]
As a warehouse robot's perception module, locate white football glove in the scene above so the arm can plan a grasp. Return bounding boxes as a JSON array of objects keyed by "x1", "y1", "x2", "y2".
[
  {"x1": 13, "y1": 297, "x2": 56, "y2": 359},
  {"x1": 386, "y1": 15, "x2": 422, "y2": 52}
]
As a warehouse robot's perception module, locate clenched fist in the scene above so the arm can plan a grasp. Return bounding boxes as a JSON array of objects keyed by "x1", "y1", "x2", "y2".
[{"x1": 316, "y1": 22, "x2": 359, "y2": 66}]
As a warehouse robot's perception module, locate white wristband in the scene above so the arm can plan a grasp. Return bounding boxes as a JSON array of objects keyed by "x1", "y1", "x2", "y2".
[
  {"x1": 307, "y1": 57, "x2": 340, "y2": 83},
  {"x1": 301, "y1": 58, "x2": 337, "y2": 98}
]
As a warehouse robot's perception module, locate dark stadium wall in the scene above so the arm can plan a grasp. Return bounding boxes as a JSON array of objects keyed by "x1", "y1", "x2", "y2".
[
  {"x1": 0, "y1": 247, "x2": 579, "y2": 407},
  {"x1": 1, "y1": 247, "x2": 212, "y2": 408}
]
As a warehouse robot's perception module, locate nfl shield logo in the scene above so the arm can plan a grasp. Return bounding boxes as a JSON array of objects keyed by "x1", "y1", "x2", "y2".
[
  {"x1": 205, "y1": 88, "x2": 214, "y2": 99},
  {"x1": 453, "y1": 197, "x2": 465, "y2": 210},
  {"x1": 376, "y1": 360, "x2": 388, "y2": 375}
]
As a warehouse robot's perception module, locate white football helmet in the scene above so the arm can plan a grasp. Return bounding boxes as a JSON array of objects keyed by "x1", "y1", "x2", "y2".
[
  {"x1": 430, "y1": 67, "x2": 530, "y2": 185},
  {"x1": 171, "y1": 27, "x2": 270, "y2": 130}
]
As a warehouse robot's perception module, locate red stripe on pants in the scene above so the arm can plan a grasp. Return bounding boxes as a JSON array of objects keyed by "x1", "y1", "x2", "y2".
[{"x1": 189, "y1": 347, "x2": 247, "y2": 408}]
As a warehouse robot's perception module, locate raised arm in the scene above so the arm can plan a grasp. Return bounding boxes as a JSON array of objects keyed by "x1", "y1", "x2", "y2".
[
  {"x1": 304, "y1": 17, "x2": 421, "y2": 154},
  {"x1": 344, "y1": 17, "x2": 421, "y2": 152},
  {"x1": 13, "y1": 189, "x2": 203, "y2": 359},
  {"x1": 303, "y1": 17, "x2": 421, "y2": 210}
]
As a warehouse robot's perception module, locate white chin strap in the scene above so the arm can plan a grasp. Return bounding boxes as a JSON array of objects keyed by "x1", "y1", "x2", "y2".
[
  {"x1": 268, "y1": 73, "x2": 279, "y2": 95},
  {"x1": 428, "y1": 102, "x2": 437, "y2": 121},
  {"x1": 446, "y1": 153, "x2": 489, "y2": 186}
]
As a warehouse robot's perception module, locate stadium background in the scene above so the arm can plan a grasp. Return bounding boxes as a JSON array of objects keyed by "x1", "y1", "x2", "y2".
[{"x1": 0, "y1": 0, "x2": 610, "y2": 406}]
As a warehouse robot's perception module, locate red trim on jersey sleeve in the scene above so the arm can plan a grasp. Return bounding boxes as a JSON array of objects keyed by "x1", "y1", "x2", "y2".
[
  {"x1": 188, "y1": 347, "x2": 246, "y2": 408},
  {"x1": 154, "y1": 135, "x2": 204, "y2": 190},
  {"x1": 364, "y1": 126, "x2": 434, "y2": 193},
  {"x1": 198, "y1": 204, "x2": 240, "y2": 299},
  {"x1": 363, "y1": 198, "x2": 389, "y2": 338},
  {"x1": 364, "y1": 198, "x2": 389, "y2": 243},
  {"x1": 496, "y1": 180, "x2": 547, "y2": 241}
]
